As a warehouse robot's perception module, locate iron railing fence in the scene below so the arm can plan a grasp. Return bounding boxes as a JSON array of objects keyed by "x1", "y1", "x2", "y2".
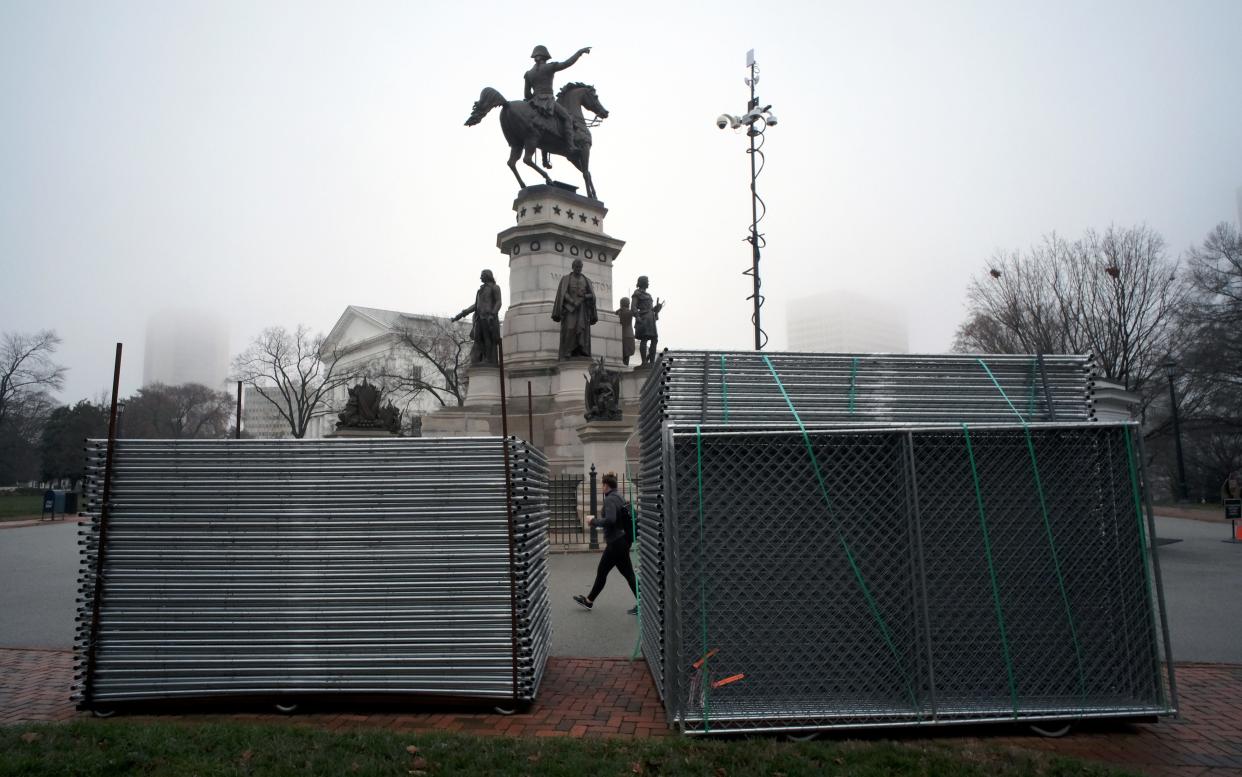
[
  {"x1": 75, "y1": 437, "x2": 550, "y2": 709},
  {"x1": 548, "y1": 471, "x2": 641, "y2": 548},
  {"x1": 635, "y1": 347, "x2": 1177, "y2": 729},
  {"x1": 653, "y1": 422, "x2": 1174, "y2": 735}
]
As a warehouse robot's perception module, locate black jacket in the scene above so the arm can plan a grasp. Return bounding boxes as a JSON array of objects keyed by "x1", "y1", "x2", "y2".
[{"x1": 590, "y1": 490, "x2": 629, "y2": 544}]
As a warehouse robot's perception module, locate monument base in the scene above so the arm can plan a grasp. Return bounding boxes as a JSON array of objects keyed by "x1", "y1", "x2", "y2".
[
  {"x1": 555, "y1": 358, "x2": 594, "y2": 405},
  {"x1": 421, "y1": 409, "x2": 496, "y2": 438},
  {"x1": 464, "y1": 365, "x2": 502, "y2": 406},
  {"x1": 577, "y1": 419, "x2": 635, "y2": 483},
  {"x1": 325, "y1": 427, "x2": 400, "y2": 439}
]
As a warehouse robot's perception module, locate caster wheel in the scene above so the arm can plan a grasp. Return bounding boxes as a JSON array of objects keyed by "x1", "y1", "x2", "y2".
[
  {"x1": 91, "y1": 708, "x2": 116, "y2": 718},
  {"x1": 1029, "y1": 722, "x2": 1072, "y2": 738},
  {"x1": 785, "y1": 731, "x2": 819, "y2": 742},
  {"x1": 274, "y1": 703, "x2": 299, "y2": 714},
  {"x1": 493, "y1": 705, "x2": 517, "y2": 716}
]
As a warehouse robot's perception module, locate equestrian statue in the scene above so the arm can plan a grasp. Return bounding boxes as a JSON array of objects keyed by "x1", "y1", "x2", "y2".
[{"x1": 465, "y1": 45, "x2": 609, "y2": 200}]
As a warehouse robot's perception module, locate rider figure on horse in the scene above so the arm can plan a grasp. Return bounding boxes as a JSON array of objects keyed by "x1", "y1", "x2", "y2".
[{"x1": 525, "y1": 45, "x2": 591, "y2": 156}]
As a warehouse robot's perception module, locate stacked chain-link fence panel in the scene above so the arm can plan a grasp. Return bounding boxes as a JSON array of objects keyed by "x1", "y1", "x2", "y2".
[
  {"x1": 637, "y1": 351, "x2": 1176, "y2": 735},
  {"x1": 75, "y1": 437, "x2": 550, "y2": 708}
]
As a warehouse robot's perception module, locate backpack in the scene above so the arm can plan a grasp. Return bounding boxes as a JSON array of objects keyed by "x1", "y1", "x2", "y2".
[{"x1": 617, "y1": 499, "x2": 633, "y2": 537}]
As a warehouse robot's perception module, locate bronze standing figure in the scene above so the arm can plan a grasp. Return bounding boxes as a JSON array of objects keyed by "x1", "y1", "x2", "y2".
[
  {"x1": 632, "y1": 276, "x2": 664, "y2": 366},
  {"x1": 465, "y1": 46, "x2": 609, "y2": 200},
  {"x1": 617, "y1": 297, "x2": 635, "y2": 366},
  {"x1": 551, "y1": 258, "x2": 597, "y2": 359},
  {"x1": 452, "y1": 269, "x2": 503, "y2": 366}
]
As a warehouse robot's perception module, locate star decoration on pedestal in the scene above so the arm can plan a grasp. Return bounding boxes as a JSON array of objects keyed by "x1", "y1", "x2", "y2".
[
  {"x1": 519, "y1": 207, "x2": 527, "y2": 217},
  {"x1": 533, "y1": 204, "x2": 543, "y2": 214},
  {"x1": 552, "y1": 205, "x2": 561, "y2": 215},
  {"x1": 566, "y1": 209, "x2": 575, "y2": 220},
  {"x1": 579, "y1": 213, "x2": 587, "y2": 223},
  {"x1": 591, "y1": 216, "x2": 600, "y2": 226}
]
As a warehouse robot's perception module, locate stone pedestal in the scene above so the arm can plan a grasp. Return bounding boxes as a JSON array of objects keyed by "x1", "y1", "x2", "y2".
[
  {"x1": 577, "y1": 419, "x2": 635, "y2": 482},
  {"x1": 420, "y1": 410, "x2": 495, "y2": 438},
  {"x1": 324, "y1": 427, "x2": 400, "y2": 439},
  {"x1": 622, "y1": 364, "x2": 654, "y2": 406},
  {"x1": 554, "y1": 358, "x2": 593, "y2": 405},
  {"x1": 464, "y1": 365, "x2": 502, "y2": 406},
  {"x1": 498, "y1": 185, "x2": 627, "y2": 371}
]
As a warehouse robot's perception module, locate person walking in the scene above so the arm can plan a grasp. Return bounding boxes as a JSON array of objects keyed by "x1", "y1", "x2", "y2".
[{"x1": 573, "y1": 472, "x2": 638, "y2": 614}]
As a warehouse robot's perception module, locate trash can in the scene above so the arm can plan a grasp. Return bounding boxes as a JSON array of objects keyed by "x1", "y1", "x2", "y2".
[{"x1": 64, "y1": 491, "x2": 79, "y2": 514}]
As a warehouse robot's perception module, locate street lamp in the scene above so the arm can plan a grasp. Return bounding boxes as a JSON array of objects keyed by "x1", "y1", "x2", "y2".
[
  {"x1": 116, "y1": 401, "x2": 126, "y2": 439},
  {"x1": 717, "y1": 48, "x2": 778, "y2": 351},
  {"x1": 1164, "y1": 357, "x2": 1189, "y2": 502}
]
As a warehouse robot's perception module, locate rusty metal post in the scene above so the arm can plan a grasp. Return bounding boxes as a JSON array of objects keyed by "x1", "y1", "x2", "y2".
[{"x1": 83, "y1": 342, "x2": 122, "y2": 707}]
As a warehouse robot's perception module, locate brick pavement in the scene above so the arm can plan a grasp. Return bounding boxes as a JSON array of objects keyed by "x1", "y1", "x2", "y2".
[
  {"x1": 0, "y1": 648, "x2": 76, "y2": 727},
  {"x1": 2, "y1": 648, "x2": 1240, "y2": 776}
]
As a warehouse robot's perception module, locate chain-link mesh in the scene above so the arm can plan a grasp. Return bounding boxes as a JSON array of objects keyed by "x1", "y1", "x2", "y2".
[
  {"x1": 653, "y1": 424, "x2": 1174, "y2": 734},
  {"x1": 76, "y1": 437, "x2": 550, "y2": 708}
]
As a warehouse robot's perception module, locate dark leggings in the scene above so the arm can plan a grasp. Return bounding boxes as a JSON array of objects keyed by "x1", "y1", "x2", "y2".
[{"x1": 588, "y1": 535, "x2": 637, "y2": 601}]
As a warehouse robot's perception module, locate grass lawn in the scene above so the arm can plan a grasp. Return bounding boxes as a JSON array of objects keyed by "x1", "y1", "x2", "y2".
[
  {"x1": 0, "y1": 491, "x2": 44, "y2": 521},
  {"x1": 0, "y1": 720, "x2": 1138, "y2": 777}
]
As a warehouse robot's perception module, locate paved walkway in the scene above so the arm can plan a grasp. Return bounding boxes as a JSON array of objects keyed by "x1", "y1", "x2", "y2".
[{"x1": 3, "y1": 648, "x2": 1240, "y2": 776}]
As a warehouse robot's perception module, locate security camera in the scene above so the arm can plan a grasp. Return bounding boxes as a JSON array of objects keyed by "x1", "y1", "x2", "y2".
[
  {"x1": 741, "y1": 110, "x2": 762, "y2": 126},
  {"x1": 765, "y1": 113, "x2": 778, "y2": 127},
  {"x1": 716, "y1": 113, "x2": 740, "y2": 130}
]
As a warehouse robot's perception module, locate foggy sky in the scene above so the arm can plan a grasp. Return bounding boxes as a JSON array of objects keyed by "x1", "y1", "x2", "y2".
[{"x1": 2, "y1": 0, "x2": 1240, "y2": 403}]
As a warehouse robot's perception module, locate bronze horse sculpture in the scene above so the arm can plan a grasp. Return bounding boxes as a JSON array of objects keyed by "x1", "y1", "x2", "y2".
[{"x1": 465, "y1": 82, "x2": 608, "y2": 200}]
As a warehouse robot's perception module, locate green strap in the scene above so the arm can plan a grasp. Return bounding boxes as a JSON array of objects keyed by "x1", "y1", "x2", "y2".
[
  {"x1": 629, "y1": 456, "x2": 643, "y2": 661},
  {"x1": 624, "y1": 430, "x2": 644, "y2": 662},
  {"x1": 719, "y1": 355, "x2": 729, "y2": 423},
  {"x1": 695, "y1": 425, "x2": 710, "y2": 732},
  {"x1": 978, "y1": 357, "x2": 1087, "y2": 704},
  {"x1": 848, "y1": 357, "x2": 859, "y2": 415},
  {"x1": 1122, "y1": 426, "x2": 1166, "y2": 707},
  {"x1": 1023, "y1": 427, "x2": 1088, "y2": 703},
  {"x1": 763, "y1": 356, "x2": 919, "y2": 711},
  {"x1": 976, "y1": 358, "x2": 1026, "y2": 422},
  {"x1": 962, "y1": 423, "x2": 1020, "y2": 717}
]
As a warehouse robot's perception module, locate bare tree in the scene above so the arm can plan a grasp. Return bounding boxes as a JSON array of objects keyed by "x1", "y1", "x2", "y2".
[
  {"x1": 120, "y1": 383, "x2": 233, "y2": 439},
  {"x1": 372, "y1": 316, "x2": 473, "y2": 409},
  {"x1": 0, "y1": 330, "x2": 66, "y2": 431},
  {"x1": 0, "y1": 330, "x2": 66, "y2": 483},
  {"x1": 955, "y1": 236, "x2": 1088, "y2": 355},
  {"x1": 955, "y1": 225, "x2": 1188, "y2": 410},
  {"x1": 1182, "y1": 222, "x2": 1242, "y2": 391},
  {"x1": 1145, "y1": 222, "x2": 1242, "y2": 494},
  {"x1": 232, "y1": 325, "x2": 359, "y2": 438}
]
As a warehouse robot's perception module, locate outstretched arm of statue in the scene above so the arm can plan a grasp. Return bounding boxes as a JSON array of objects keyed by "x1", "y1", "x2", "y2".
[
  {"x1": 452, "y1": 303, "x2": 477, "y2": 322},
  {"x1": 555, "y1": 47, "x2": 591, "y2": 71}
]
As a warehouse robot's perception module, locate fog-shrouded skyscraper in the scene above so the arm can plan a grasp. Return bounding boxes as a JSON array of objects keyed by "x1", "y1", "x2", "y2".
[
  {"x1": 786, "y1": 290, "x2": 909, "y2": 354},
  {"x1": 143, "y1": 309, "x2": 230, "y2": 389}
]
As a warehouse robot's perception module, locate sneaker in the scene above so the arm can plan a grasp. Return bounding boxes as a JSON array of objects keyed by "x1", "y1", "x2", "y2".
[
  {"x1": 627, "y1": 606, "x2": 638, "y2": 615},
  {"x1": 573, "y1": 595, "x2": 593, "y2": 610}
]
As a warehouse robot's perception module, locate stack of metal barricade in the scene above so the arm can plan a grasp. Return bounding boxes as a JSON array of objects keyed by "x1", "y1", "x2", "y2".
[
  {"x1": 75, "y1": 437, "x2": 550, "y2": 710},
  {"x1": 638, "y1": 350, "x2": 1176, "y2": 735}
]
